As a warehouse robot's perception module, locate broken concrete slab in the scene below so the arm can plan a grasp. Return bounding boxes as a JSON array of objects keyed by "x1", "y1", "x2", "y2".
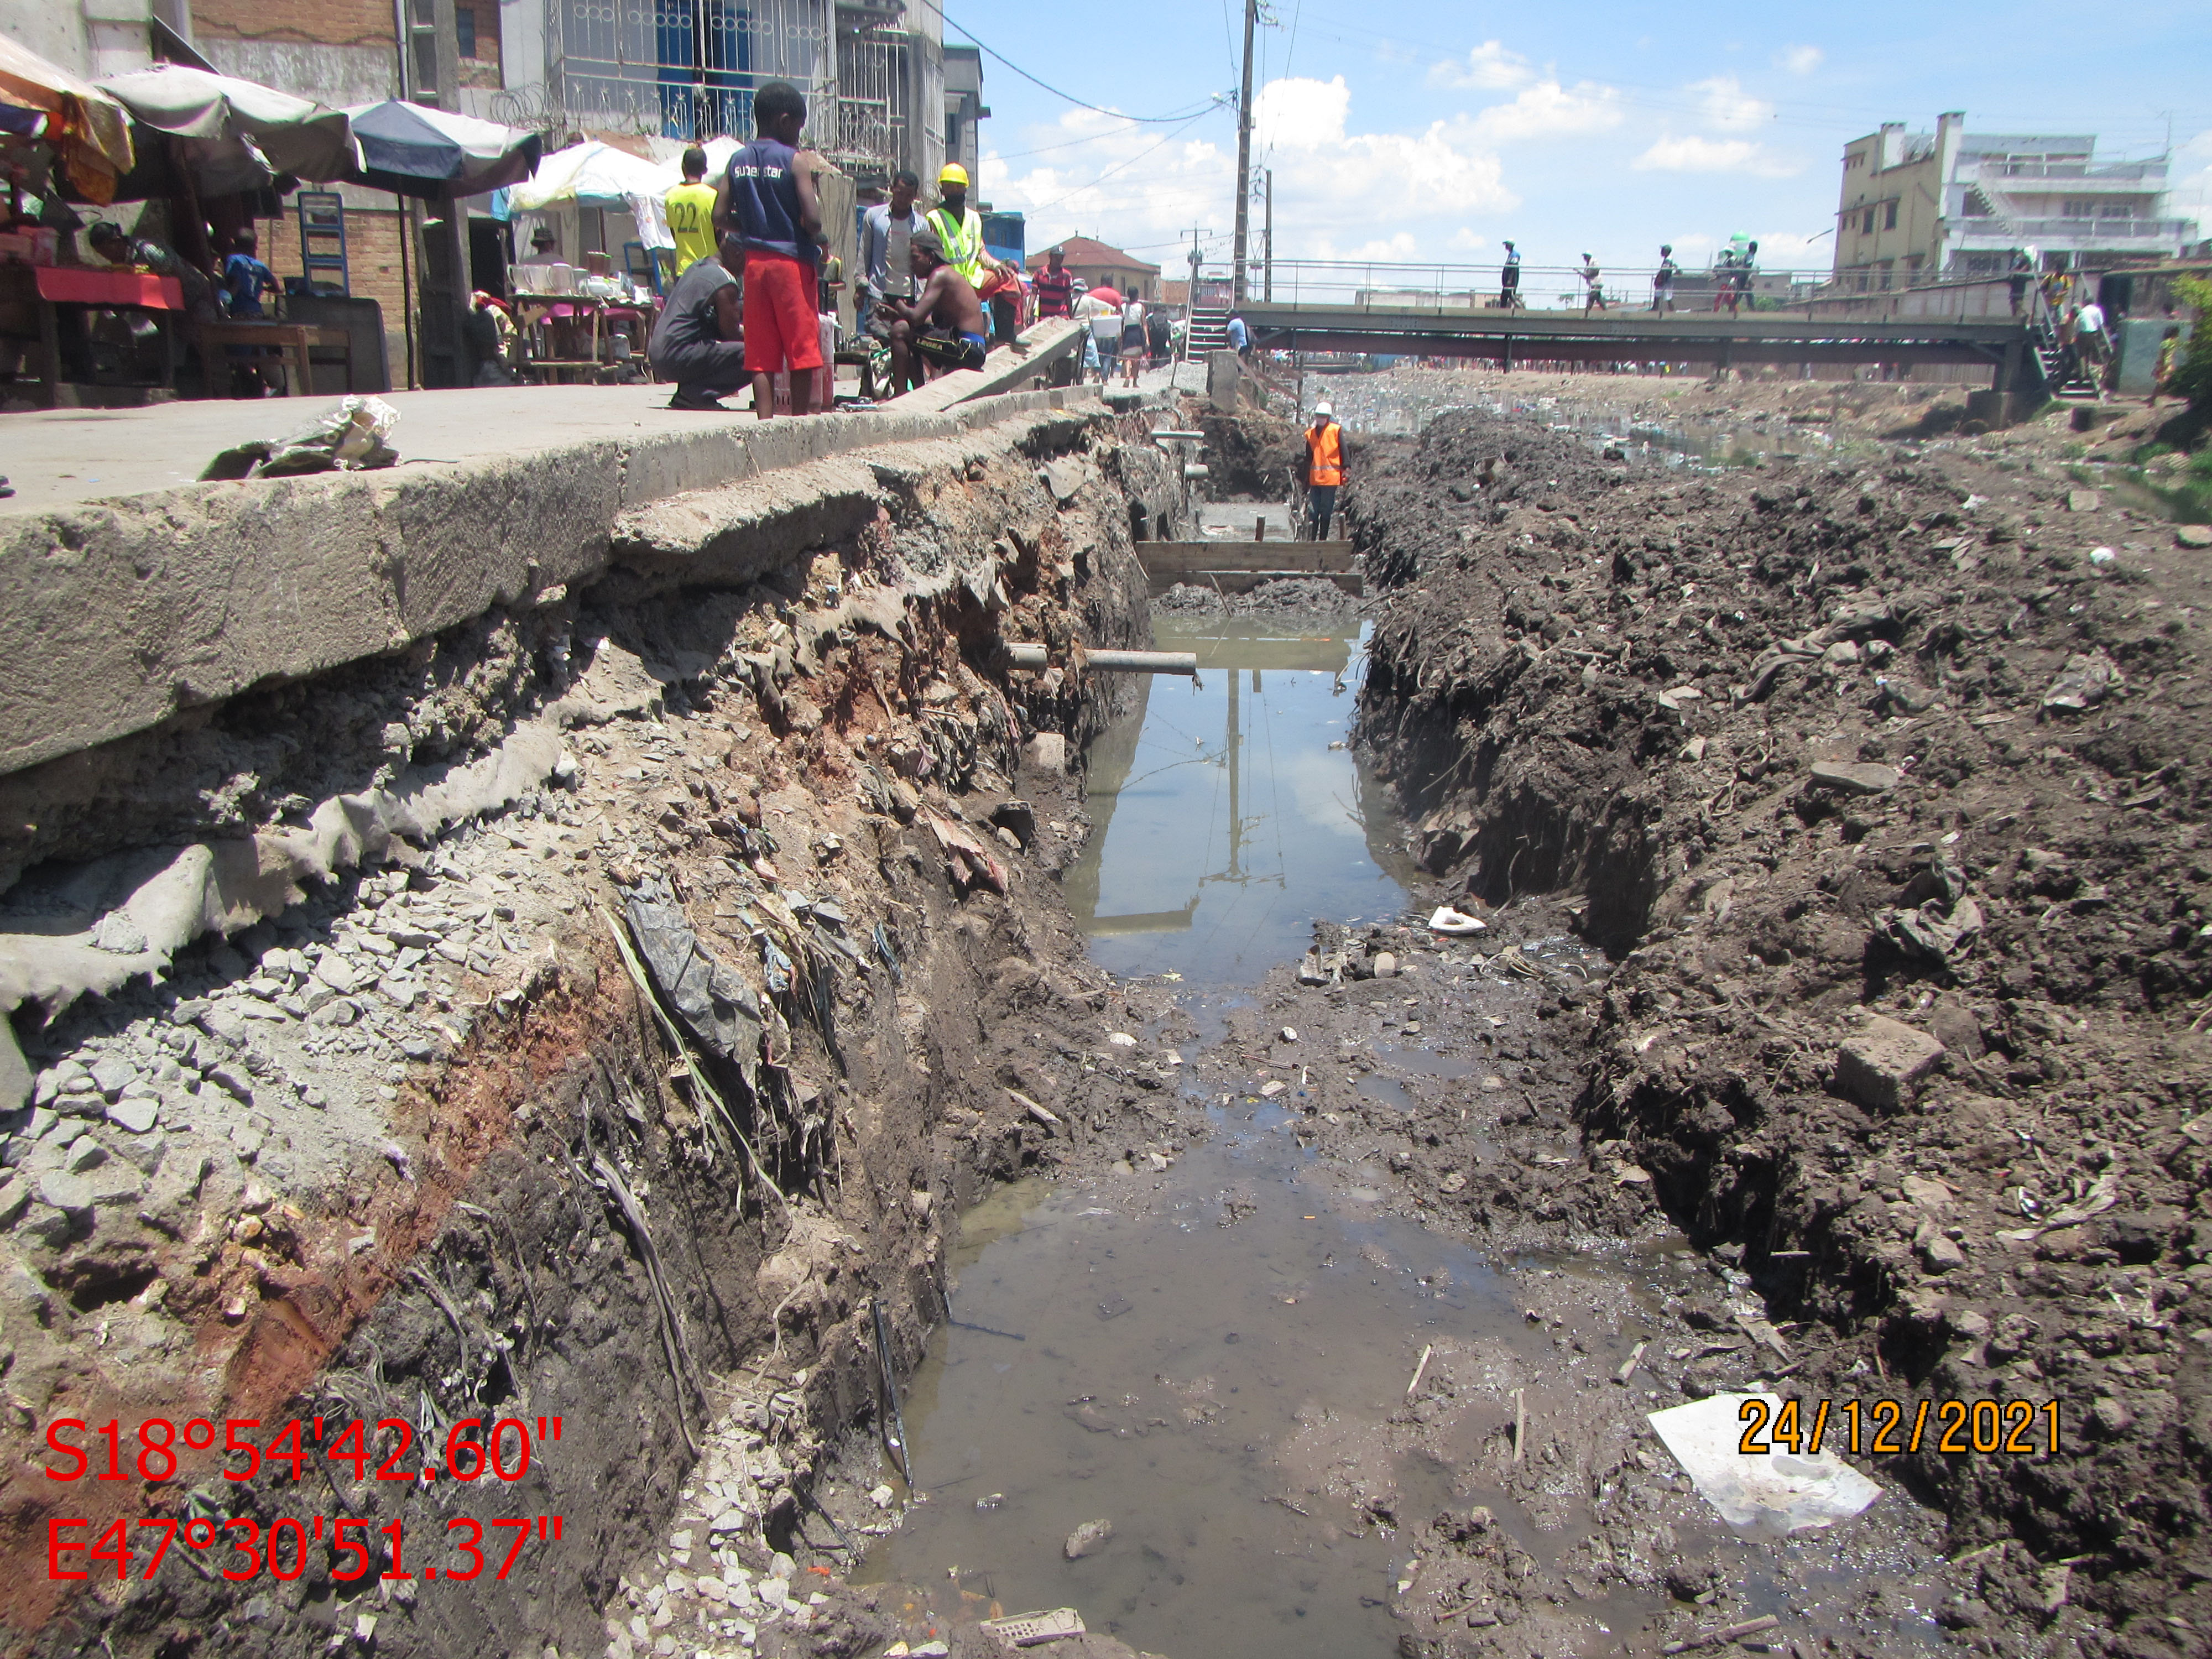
[
  {"x1": 1808, "y1": 760, "x2": 1901, "y2": 795},
  {"x1": 1834, "y1": 1015, "x2": 1947, "y2": 1110}
]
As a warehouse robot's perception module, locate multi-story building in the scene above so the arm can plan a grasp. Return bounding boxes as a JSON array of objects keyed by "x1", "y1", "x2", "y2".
[
  {"x1": 1832, "y1": 113, "x2": 2198, "y2": 291},
  {"x1": 526, "y1": 0, "x2": 963, "y2": 190}
]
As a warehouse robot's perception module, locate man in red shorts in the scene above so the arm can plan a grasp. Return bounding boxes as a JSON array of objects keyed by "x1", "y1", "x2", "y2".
[{"x1": 712, "y1": 79, "x2": 826, "y2": 418}]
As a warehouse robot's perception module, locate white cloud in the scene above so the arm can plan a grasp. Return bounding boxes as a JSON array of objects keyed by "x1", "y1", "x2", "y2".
[
  {"x1": 2172, "y1": 128, "x2": 2212, "y2": 233},
  {"x1": 1430, "y1": 39, "x2": 1534, "y2": 91},
  {"x1": 983, "y1": 76, "x2": 1520, "y2": 264},
  {"x1": 1448, "y1": 226, "x2": 1488, "y2": 251},
  {"x1": 1690, "y1": 75, "x2": 1773, "y2": 131},
  {"x1": 1775, "y1": 44, "x2": 1823, "y2": 75},
  {"x1": 1466, "y1": 79, "x2": 1625, "y2": 144},
  {"x1": 1632, "y1": 134, "x2": 1799, "y2": 177}
]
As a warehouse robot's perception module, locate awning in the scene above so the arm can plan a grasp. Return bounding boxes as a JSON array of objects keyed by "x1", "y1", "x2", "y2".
[
  {"x1": 342, "y1": 100, "x2": 541, "y2": 200},
  {"x1": 506, "y1": 140, "x2": 674, "y2": 248},
  {"x1": 0, "y1": 36, "x2": 134, "y2": 203},
  {"x1": 97, "y1": 62, "x2": 354, "y2": 196}
]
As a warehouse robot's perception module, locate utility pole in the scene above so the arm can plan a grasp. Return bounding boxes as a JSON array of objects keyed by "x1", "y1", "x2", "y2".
[
  {"x1": 1230, "y1": 0, "x2": 1256, "y2": 302},
  {"x1": 1262, "y1": 168, "x2": 1273, "y2": 303}
]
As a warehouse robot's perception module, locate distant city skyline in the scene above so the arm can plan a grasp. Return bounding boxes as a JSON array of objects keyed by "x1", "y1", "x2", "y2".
[{"x1": 948, "y1": 1, "x2": 2209, "y2": 283}]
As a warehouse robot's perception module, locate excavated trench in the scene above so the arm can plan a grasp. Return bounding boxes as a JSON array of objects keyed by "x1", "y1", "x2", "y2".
[
  {"x1": 12, "y1": 377, "x2": 2202, "y2": 1659},
  {"x1": 0, "y1": 399, "x2": 1203, "y2": 1658}
]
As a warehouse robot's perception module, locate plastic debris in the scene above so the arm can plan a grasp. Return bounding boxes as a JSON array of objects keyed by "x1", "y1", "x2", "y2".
[
  {"x1": 979, "y1": 1607, "x2": 1087, "y2": 1647},
  {"x1": 1647, "y1": 1392, "x2": 1881, "y2": 1533},
  {"x1": 1428, "y1": 906, "x2": 1488, "y2": 935},
  {"x1": 201, "y1": 394, "x2": 400, "y2": 479},
  {"x1": 2042, "y1": 649, "x2": 2124, "y2": 711}
]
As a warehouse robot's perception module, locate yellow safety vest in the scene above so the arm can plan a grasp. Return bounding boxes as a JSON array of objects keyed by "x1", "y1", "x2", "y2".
[{"x1": 926, "y1": 205, "x2": 987, "y2": 285}]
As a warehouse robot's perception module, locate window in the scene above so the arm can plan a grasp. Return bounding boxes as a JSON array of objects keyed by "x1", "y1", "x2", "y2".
[
  {"x1": 2062, "y1": 198, "x2": 2094, "y2": 218},
  {"x1": 1884, "y1": 200, "x2": 1898, "y2": 229},
  {"x1": 946, "y1": 114, "x2": 962, "y2": 158},
  {"x1": 1864, "y1": 208, "x2": 1876, "y2": 234},
  {"x1": 456, "y1": 3, "x2": 476, "y2": 58},
  {"x1": 2100, "y1": 201, "x2": 2132, "y2": 218}
]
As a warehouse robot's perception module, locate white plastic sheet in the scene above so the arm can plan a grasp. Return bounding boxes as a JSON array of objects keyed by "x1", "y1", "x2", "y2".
[{"x1": 1646, "y1": 1392, "x2": 1882, "y2": 1533}]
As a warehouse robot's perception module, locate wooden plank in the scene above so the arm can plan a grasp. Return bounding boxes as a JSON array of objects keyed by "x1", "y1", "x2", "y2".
[{"x1": 1138, "y1": 540, "x2": 1356, "y2": 576}]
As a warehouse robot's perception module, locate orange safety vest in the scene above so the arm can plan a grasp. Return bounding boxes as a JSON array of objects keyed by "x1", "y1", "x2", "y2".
[{"x1": 1306, "y1": 420, "x2": 1343, "y2": 486}]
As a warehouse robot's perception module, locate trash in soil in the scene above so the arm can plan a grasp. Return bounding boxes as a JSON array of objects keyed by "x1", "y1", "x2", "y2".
[
  {"x1": 980, "y1": 1606, "x2": 1087, "y2": 1647},
  {"x1": 1063, "y1": 1518, "x2": 1113, "y2": 1559},
  {"x1": 2041, "y1": 649, "x2": 2124, "y2": 711},
  {"x1": 1646, "y1": 1393, "x2": 1881, "y2": 1533},
  {"x1": 1427, "y1": 905, "x2": 1488, "y2": 935}
]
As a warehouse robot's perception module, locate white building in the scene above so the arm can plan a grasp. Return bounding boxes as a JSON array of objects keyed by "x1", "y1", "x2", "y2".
[{"x1": 1833, "y1": 113, "x2": 2197, "y2": 291}]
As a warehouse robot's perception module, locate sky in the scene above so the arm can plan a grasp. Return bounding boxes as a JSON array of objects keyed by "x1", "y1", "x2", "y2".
[{"x1": 941, "y1": 0, "x2": 2212, "y2": 287}]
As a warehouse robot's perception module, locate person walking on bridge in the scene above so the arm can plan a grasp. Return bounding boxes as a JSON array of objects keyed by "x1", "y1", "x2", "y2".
[
  {"x1": 1304, "y1": 400, "x2": 1344, "y2": 541},
  {"x1": 1498, "y1": 241, "x2": 1522, "y2": 311},
  {"x1": 1651, "y1": 245, "x2": 1678, "y2": 313},
  {"x1": 1578, "y1": 253, "x2": 1608, "y2": 315}
]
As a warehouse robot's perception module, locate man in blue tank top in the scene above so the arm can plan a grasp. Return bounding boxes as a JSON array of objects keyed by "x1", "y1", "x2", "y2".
[{"x1": 712, "y1": 80, "x2": 827, "y2": 417}]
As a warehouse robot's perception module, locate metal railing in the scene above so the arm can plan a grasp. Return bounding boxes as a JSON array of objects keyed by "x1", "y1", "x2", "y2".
[{"x1": 1220, "y1": 259, "x2": 1829, "y2": 314}]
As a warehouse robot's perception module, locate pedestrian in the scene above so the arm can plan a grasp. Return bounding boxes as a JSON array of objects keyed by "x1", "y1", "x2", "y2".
[
  {"x1": 88, "y1": 219, "x2": 217, "y2": 373},
  {"x1": 1728, "y1": 241, "x2": 1759, "y2": 316},
  {"x1": 1118, "y1": 290, "x2": 1147, "y2": 387},
  {"x1": 2074, "y1": 294, "x2": 2111, "y2": 399},
  {"x1": 2151, "y1": 325, "x2": 2183, "y2": 408},
  {"x1": 925, "y1": 163, "x2": 993, "y2": 289},
  {"x1": 1303, "y1": 400, "x2": 1343, "y2": 540},
  {"x1": 858, "y1": 169, "x2": 922, "y2": 339},
  {"x1": 712, "y1": 78, "x2": 827, "y2": 419},
  {"x1": 1710, "y1": 247, "x2": 1737, "y2": 312},
  {"x1": 1227, "y1": 311, "x2": 1249, "y2": 358},
  {"x1": 1579, "y1": 253, "x2": 1607, "y2": 314},
  {"x1": 1074, "y1": 283, "x2": 1118, "y2": 384},
  {"x1": 884, "y1": 223, "x2": 989, "y2": 384},
  {"x1": 1146, "y1": 302, "x2": 1170, "y2": 366},
  {"x1": 665, "y1": 145, "x2": 718, "y2": 278},
  {"x1": 1032, "y1": 244, "x2": 1076, "y2": 319},
  {"x1": 2006, "y1": 248, "x2": 2033, "y2": 318},
  {"x1": 1651, "y1": 244, "x2": 1677, "y2": 314},
  {"x1": 467, "y1": 290, "x2": 519, "y2": 385},
  {"x1": 220, "y1": 227, "x2": 279, "y2": 394},
  {"x1": 649, "y1": 252, "x2": 748, "y2": 410},
  {"x1": 1498, "y1": 240, "x2": 1521, "y2": 310}
]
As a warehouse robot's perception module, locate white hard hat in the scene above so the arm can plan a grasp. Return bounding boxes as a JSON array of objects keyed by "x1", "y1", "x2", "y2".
[{"x1": 1313, "y1": 400, "x2": 1333, "y2": 417}]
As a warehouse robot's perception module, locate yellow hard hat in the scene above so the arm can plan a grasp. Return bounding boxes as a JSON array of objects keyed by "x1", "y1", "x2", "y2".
[{"x1": 938, "y1": 162, "x2": 969, "y2": 187}]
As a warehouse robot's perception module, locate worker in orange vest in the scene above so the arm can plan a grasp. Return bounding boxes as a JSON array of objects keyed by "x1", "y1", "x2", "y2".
[{"x1": 1303, "y1": 400, "x2": 1344, "y2": 540}]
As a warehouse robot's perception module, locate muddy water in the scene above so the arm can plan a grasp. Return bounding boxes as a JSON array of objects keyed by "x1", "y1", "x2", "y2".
[
  {"x1": 861, "y1": 1110, "x2": 1545, "y2": 1658},
  {"x1": 1060, "y1": 617, "x2": 1418, "y2": 985}
]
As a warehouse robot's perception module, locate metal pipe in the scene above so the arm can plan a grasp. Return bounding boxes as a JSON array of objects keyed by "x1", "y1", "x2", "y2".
[{"x1": 1006, "y1": 644, "x2": 1198, "y2": 675}]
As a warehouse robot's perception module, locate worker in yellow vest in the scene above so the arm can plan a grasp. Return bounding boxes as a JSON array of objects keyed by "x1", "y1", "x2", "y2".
[{"x1": 926, "y1": 163, "x2": 996, "y2": 288}]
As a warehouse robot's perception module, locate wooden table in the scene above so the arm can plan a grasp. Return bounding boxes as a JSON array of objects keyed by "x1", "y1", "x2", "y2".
[
  {"x1": 198, "y1": 320, "x2": 356, "y2": 397},
  {"x1": 0, "y1": 264, "x2": 184, "y2": 406},
  {"x1": 512, "y1": 294, "x2": 656, "y2": 384}
]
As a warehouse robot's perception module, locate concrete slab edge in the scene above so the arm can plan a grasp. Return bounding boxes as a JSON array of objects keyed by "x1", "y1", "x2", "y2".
[{"x1": 0, "y1": 388, "x2": 1109, "y2": 781}]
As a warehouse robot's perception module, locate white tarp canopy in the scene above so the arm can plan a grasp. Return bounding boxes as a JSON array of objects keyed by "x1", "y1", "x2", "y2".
[
  {"x1": 98, "y1": 62, "x2": 354, "y2": 196},
  {"x1": 507, "y1": 140, "x2": 672, "y2": 248}
]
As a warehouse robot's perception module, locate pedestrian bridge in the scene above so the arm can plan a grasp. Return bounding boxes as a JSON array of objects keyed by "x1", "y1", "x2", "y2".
[{"x1": 1240, "y1": 302, "x2": 2039, "y2": 389}]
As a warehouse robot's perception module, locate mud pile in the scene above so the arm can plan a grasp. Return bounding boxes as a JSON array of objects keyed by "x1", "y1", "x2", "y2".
[
  {"x1": 1348, "y1": 400, "x2": 2212, "y2": 1655},
  {"x1": 0, "y1": 409, "x2": 1187, "y2": 1658}
]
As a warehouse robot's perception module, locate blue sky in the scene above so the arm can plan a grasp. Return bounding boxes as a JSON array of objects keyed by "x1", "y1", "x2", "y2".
[{"x1": 945, "y1": 1, "x2": 2212, "y2": 285}]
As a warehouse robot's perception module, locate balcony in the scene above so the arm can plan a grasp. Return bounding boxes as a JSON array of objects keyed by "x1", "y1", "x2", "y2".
[
  {"x1": 1953, "y1": 216, "x2": 2197, "y2": 250},
  {"x1": 1969, "y1": 159, "x2": 2166, "y2": 185}
]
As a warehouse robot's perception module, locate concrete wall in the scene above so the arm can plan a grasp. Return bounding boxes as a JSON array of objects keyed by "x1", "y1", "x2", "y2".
[{"x1": 0, "y1": 384, "x2": 1106, "y2": 782}]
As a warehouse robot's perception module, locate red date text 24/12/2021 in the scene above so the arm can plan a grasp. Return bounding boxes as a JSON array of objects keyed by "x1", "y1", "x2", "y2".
[
  {"x1": 49, "y1": 1514, "x2": 565, "y2": 1583},
  {"x1": 1738, "y1": 1398, "x2": 2063, "y2": 1458},
  {"x1": 43, "y1": 1415, "x2": 562, "y2": 1485}
]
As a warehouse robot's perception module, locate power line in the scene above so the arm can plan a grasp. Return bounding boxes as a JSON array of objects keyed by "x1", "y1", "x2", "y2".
[
  {"x1": 943, "y1": 13, "x2": 1227, "y2": 123},
  {"x1": 1025, "y1": 109, "x2": 1219, "y2": 212}
]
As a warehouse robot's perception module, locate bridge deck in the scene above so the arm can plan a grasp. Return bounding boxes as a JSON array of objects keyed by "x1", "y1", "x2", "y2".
[{"x1": 1241, "y1": 302, "x2": 2032, "y2": 383}]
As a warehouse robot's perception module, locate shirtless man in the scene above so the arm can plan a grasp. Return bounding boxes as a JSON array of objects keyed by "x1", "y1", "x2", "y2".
[{"x1": 885, "y1": 223, "x2": 988, "y2": 390}]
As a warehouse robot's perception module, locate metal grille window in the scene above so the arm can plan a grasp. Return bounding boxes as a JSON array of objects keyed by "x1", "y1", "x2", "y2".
[{"x1": 558, "y1": 0, "x2": 830, "y2": 138}]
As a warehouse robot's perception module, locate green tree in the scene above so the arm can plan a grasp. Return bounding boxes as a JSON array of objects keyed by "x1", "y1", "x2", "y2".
[{"x1": 2172, "y1": 276, "x2": 2212, "y2": 413}]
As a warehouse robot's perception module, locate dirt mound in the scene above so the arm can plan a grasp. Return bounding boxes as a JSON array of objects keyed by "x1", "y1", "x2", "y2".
[
  {"x1": 1354, "y1": 401, "x2": 2212, "y2": 1651},
  {"x1": 1192, "y1": 401, "x2": 1304, "y2": 499}
]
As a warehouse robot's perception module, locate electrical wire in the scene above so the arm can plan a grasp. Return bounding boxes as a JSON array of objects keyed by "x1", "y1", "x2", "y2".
[
  {"x1": 943, "y1": 12, "x2": 1227, "y2": 123},
  {"x1": 1024, "y1": 108, "x2": 1219, "y2": 212}
]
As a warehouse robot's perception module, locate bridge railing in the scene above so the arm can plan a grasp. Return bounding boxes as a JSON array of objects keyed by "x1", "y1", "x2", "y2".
[{"x1": 1211, "y1": 259, "x2": 1834, "y2": 312}]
